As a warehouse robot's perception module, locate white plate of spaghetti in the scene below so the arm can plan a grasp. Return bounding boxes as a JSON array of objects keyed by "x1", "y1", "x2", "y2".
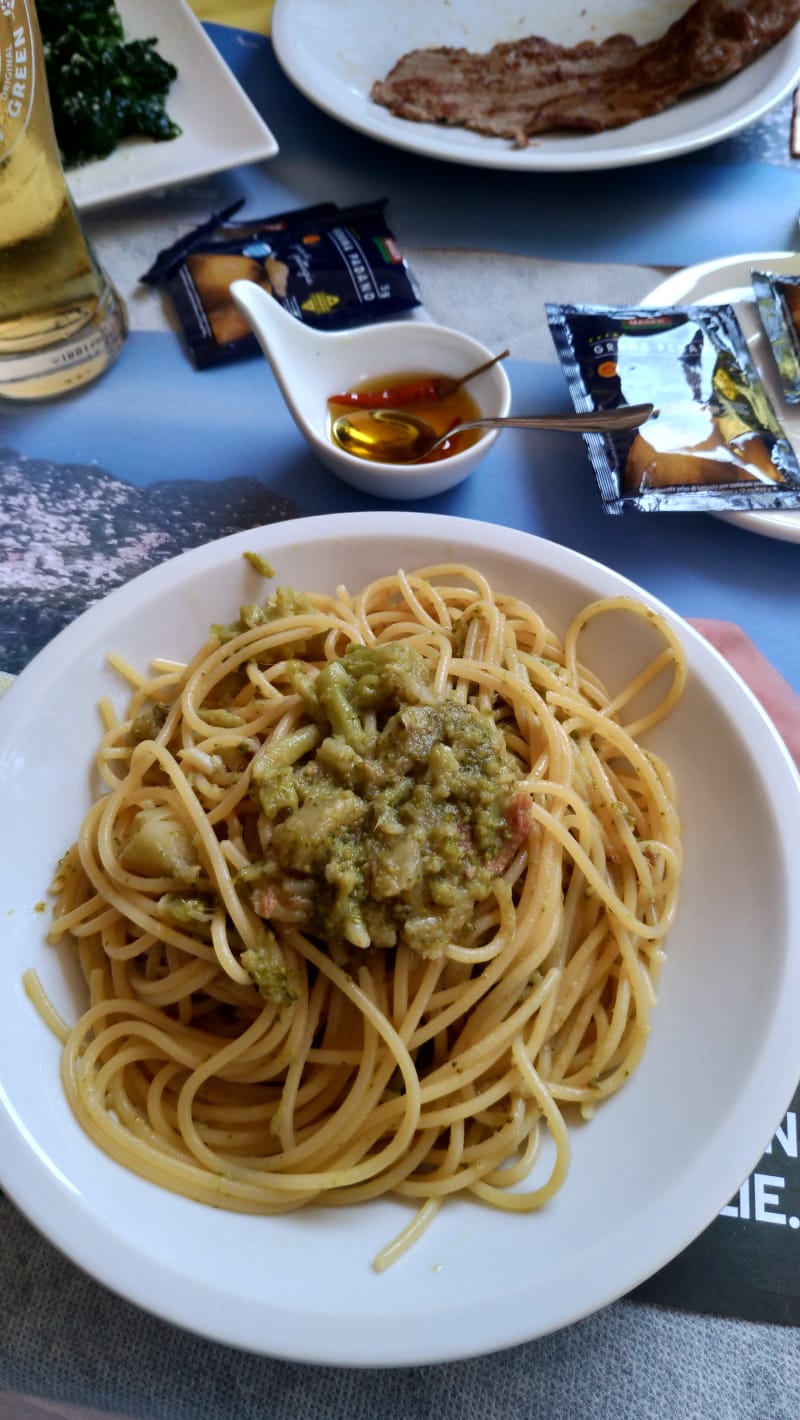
[{"x1": 0, "y1": 511, "x2": 799, "y2": 1366}]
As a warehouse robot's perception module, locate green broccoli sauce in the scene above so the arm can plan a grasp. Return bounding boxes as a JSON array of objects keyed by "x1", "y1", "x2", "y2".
[
  {"x1": 38, "y1": 0, "x2": 181, "y2": 168},
  {"x1": 247, "y1": 642, "x2": 528, "y2": 962},
  {"x1": 243, "y1": 551, "x2": 277, "y2": 579},
  {"x1": 211, "y1": 588, "x2": 318, "y2": 646},
  {"x1": 120, "y1": 595, "x2": 531, "y2": 1005},
  {"x1": 241, "y1": 934, "x2": 299, "y2": 1007}
]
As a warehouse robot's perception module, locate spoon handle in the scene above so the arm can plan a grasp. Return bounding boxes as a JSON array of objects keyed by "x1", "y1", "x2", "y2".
[
  {"x1": 461, "y1": 403, "x2": 655, "y2": 434},
  {"x1": 440, "y1": 348, "x2": 510, "y2": 396}
]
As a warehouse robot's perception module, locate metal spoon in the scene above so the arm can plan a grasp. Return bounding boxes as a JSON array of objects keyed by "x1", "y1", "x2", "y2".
[
  {"x1": 331, "y1": 402, "x2": 656, "y2": 464},
  {"x1": 411, "y1": 347, "x2": 511, "y2": 398}
]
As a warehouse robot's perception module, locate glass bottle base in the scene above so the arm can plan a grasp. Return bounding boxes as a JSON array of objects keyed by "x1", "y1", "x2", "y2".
[{"x1": 0, "y1": 277, "x2": 129, "y2": 401}]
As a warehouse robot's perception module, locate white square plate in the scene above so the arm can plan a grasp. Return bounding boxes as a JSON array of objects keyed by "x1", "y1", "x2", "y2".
[{"x1": 65, "y1": 0, "x2": 277, "y2": 211}]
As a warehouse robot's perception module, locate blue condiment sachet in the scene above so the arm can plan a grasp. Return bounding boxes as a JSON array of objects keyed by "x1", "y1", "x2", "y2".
[
  {"x1": 751, "y1": 269, "x2": 800, "y2": 406},
  {"x1": 141, "y1": 199, "x2": 420, "y2": 369},
  {"x1": 547, "y1": 301, "x2": 800, "y2": 514}
]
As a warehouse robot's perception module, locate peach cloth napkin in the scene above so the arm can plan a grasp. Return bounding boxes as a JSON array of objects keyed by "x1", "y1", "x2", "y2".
[{"x1": 689, "y1": 619, "x2": 800, "y2": 769}]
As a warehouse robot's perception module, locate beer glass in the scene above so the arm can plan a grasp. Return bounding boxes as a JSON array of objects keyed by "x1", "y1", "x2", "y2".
[{"x1": 0, "y1": 0, "x2": 128, "y2": 400}]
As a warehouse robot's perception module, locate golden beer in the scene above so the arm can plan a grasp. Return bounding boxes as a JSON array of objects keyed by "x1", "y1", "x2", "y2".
[{"x1": 0, "y1": 0, "x2": 127, "y2": 399}]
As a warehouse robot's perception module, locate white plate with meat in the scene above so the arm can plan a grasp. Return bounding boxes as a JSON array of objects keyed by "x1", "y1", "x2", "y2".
[
  {"x1": 643, "y1": 251, "x2": 800, "y2": 543},
  {"x1": 271, "y1": 0, "x2": 800, "y2": 172}
]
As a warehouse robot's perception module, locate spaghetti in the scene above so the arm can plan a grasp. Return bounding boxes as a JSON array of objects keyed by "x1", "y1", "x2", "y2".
[{"x1": 37, "y1": 563, "x2": 684, "y2": 1266}]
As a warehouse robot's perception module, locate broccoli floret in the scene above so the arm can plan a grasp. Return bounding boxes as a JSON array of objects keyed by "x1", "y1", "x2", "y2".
[{"x1": 242, "y1": 933, "x2": 298, "y2": 1007}]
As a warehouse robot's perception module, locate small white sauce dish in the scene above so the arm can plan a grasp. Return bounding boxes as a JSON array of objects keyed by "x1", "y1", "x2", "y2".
[{"x1": 230, "y1": 279, "x2": 512, "y2": 499}]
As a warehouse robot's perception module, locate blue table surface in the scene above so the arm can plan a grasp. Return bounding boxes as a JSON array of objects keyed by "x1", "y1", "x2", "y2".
[
  {"x1": 210, "y1": 27, "x2": 800, "y2": 268},
  {"x1": 4, "y1": 21, "x2": 797, "y2": 693},
  {"x1": 2, "y1": 333, "x2": 798, "y2": 694}
]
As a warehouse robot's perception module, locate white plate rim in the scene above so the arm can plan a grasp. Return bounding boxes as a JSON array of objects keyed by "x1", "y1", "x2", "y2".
[
  {"x1": 65, "y1": 0, "x2": 278, "y2": 212},
  {"x1": 642, "y1": 251, "x2": 800, "y2": 543},
  {"x1": 271, "y1": 0, "x2": 800, "y2": 173},
  {"x1": 1, "y1": 510, "x2": 800, "y2": 1366}
]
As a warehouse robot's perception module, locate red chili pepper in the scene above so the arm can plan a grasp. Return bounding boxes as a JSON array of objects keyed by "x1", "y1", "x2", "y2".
[{"x1": 327, "y1": 377, "x2": 443, "y2": 409}]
